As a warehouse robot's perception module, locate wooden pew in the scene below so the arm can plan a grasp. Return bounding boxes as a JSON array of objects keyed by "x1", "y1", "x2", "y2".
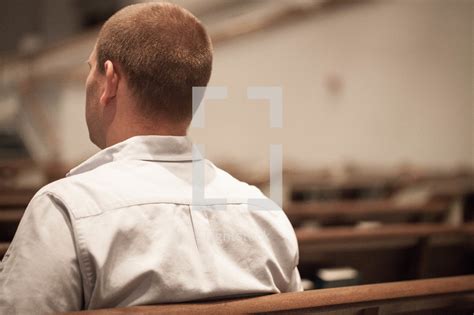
[
  {"x1": 63, "y1": 275, "x2": 474, "y2": 314},
  {"x1": 286, "y1": 169, "x2": 400, "y2": 203},
  {"x1": 0, "y1": 188, "x2": 36, "y2": 208},
  {"x1": 297, "y1": 222, "x2": 474, "y2": 244},
  {"x1": 285, "y1": 199, "x2": 449, "y2": 226},
  {"x1": 0, "y1": 187, "x2": 35, "y2": 241},
  {"x1": 297, "y1": 223, "x2": 474, "y2": 284},
  {"x1": 0, "y1": 209, "x2": 25, "y2": 241},
  {"x1": 0, "y1": 242, "x2": 9, "y2": 259},
  {"x1": 0, "y1": 217, "x2": 470, "y2": 284}
]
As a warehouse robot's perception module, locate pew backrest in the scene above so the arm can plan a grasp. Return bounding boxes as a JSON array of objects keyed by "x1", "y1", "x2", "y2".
[{"x1": 63, "y1": 275, "x2": 474, "y2": 314}]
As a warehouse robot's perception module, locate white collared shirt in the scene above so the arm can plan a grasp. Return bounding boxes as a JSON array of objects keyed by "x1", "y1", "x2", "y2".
[{"x1": 0, "y1": 136, "x2": 301, "y2": 313}]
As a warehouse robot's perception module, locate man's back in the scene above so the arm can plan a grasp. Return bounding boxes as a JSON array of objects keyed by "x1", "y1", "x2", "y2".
[
  {"x1": 1, "y1": 3, "x2": 302, "y2": 313},
  {"x1": 0, "y1": 136, "x2": 301, "y2": 312}
]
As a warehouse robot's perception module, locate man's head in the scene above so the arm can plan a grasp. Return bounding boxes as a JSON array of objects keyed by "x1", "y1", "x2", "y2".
[{"x1": 85, "y1": 2, "x2": 213, "y2": 148}]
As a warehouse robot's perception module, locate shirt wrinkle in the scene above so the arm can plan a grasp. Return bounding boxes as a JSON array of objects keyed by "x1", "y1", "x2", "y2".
[{"x1": 187, "y1": 206, "x2": 201, "y2": 251}]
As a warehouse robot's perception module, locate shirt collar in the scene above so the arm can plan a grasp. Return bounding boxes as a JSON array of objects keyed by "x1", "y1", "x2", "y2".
[{"x1": 67, "y1": 135, "x2": 201, "y2": 177}]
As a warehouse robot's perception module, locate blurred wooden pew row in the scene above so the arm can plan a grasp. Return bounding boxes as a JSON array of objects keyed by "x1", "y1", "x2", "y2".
[
  {"x1": 0, "y1": 242, "x2": 9, "y2": 258},
  {"x1": 0, "y1": 187, "x2": 33, "y2": 242},
  {"x1": 285, "y1": 199, "x2": 450, "y2": 226},
  {"x1": 0, "y1": 186, "x2": 471, "y2": 284},
  {"x1": 297, "y1": 222, "x2": 474, "y2": 244},
  {"x1": 284, "y1": 168, "x2": 473, "y2": 226},
  {"x1": 0, "y1": 188, "x2": 36, "y2": 208},
  {"x1": 0, "y1": 209, "x2": 25, "y2": 242},
  {"x1": 297, "y1": 223, "x2": 474, "y2": 284},
  {"x1": 0, "y1": 223, "x2": 471, "y2": 281},
  {"x1": 63, "y1": 275, "x2": 474, "y2": 315}
]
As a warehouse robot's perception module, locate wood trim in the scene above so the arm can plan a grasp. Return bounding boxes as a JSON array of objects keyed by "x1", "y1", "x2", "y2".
[
  {"x1": 0, "y1": 242, "x2": 9, "y2": 258},
  {"x1": 0, "y1": 209, "x2": 25, "y2": 222},
  {"x1": 0, "y1": 187, "x2": 37, "y2": 208},
  {"x1": 285, "y1": 200, "x2": 449, "y2": 222},
  {"x1": 296, "y1": 223, "x2": 474, "y2": 244},
  {"x1": 0, "y1": 195, "x2": 34, "y2": 208},
  {"x1": 63, "y1": 275, "x2": 474, "y2": 314}
]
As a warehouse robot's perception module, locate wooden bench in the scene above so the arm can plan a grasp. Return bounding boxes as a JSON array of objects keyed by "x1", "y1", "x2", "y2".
[
  {"x1": 0, "y1": 187, "x2": 36, "y2": 208},
  {"x1": 63, "y1": 275, "x2": 474, "y2": 314},
  {"x1": 0, "y1": 209, "x2": 25, "y2": 241},
  {"x1": 0, "y1": 242, "x2": 9, "y2": 259},
  {"x1": 285, "y1": 199, "x2": 449, "y2": 225},
  {"x1": 0, "y1": 187, "x2": 35, "y2": 241},
  {"x1": 297, "y1": 223, "x2": 474, "y2": 284},
  {"x1": 297, "y1": 222, "x2": 474, "y2": 244},
  {"x1": 290, "y1": 183, "x2": 396, "y2": 203}
]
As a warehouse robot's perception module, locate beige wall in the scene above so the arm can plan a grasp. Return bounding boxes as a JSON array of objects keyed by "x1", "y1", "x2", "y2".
[
  {"x1": 5, "y1": 0, "x2": 472, "y2": 172},
  {"x1": 189, "y1": 0, "x2": 473, "y2": 171}
]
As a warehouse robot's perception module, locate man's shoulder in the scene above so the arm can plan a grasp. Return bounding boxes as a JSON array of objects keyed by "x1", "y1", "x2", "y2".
[
  {"x1": 34, "y1": 176, "x2": 74, "y2": 200},
  {"x1": 31, "y1": 174, "x2": 98, "y2": 219},
  {"x1": 32, "y1": 161, "x2": 163, "y2": 218},
  {"x1": 32, "y1": 160, "x2": 273, "y2": 218}
]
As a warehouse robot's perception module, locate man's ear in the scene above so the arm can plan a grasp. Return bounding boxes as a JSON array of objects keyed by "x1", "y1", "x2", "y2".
[{"x1": 99, "y1": 60, "x2": 119, "y2": 106}]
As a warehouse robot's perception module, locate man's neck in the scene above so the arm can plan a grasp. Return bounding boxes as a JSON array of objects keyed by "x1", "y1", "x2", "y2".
[{"x1": 104, "y1": 123, "x2": 188, "y2": 149}]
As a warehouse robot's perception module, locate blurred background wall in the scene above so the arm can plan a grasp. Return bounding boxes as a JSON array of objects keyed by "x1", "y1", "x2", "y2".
[
  {"x1": 0, "y1": 0, "x2": 472, "y2": 179},
  {"x1": 194, "y1": 0, "x2": 473, "y2": 171}
]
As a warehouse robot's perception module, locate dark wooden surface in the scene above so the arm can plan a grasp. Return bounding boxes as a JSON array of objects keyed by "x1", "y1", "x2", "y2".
[
  {"x1": 0, "y1": 187, "x2": 36, "y2": 208},
  {"x1": 297, "y1": 223, "x2": 474, "y2": 284}
]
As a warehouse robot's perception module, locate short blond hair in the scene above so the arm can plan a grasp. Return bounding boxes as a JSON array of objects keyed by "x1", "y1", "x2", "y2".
[{"x1": 96, "y1": 2, "x2": 213, "y2": 122}]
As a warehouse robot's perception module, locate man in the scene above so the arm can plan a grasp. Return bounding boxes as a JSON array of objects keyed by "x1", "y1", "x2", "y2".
[{"x1": 0, "y1": 2, "x2": 301, "y2": 313}]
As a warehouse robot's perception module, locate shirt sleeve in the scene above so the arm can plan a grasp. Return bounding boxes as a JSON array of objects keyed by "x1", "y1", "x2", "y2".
[{"x1": 0, "y1": 193, "x2": 83, "y2": 314}]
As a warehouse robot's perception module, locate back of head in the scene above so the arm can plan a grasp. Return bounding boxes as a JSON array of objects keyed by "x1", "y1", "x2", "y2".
[{"x1": 96, "y1": 2, "x2": 213, "y2": 123}]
